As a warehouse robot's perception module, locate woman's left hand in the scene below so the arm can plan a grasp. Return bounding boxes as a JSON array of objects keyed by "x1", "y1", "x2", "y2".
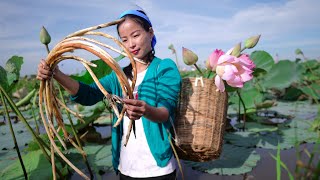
[{"x1": 123, "y1": 99, "x2": 148, "y2": 120}]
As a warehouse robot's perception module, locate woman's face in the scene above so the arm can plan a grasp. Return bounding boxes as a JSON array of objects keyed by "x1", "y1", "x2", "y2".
[{"x1": 118, "y1": 18, "x2": 154, "y2": 61}]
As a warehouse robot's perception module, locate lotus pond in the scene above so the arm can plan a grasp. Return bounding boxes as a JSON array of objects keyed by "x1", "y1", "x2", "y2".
[
  {"x1": 0, "y1": 50, "x2": 320, "y2": 179},
  {"x1": 0, "y1": 100, "x2": 319, "y2": 180}
]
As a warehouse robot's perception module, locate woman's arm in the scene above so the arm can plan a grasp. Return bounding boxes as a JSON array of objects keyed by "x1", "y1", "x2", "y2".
[
  {"x1": 123, "y1": 99, "x2": 169, "y2": 123},
  {"x1": 53, "y1": 69, "x2": 79, "y2": 95},
  {"x1": 37, "y1": 59, "x2": 105, "y2": 106}
]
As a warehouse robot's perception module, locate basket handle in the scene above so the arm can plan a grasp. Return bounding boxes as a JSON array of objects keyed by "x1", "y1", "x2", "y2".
[{"x1": 194, "y1": 76, "x2": 204, "y2": 87}]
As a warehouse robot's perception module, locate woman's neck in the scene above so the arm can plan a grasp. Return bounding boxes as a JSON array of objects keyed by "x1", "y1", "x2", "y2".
[{"x1": 136, "y1": 62, "x2": 150, "y2": 73}]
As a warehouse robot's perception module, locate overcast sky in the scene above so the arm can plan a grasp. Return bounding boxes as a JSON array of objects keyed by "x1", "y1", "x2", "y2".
[{"x1": 0, "y1": 0, "x2": 319, "y2": 75}]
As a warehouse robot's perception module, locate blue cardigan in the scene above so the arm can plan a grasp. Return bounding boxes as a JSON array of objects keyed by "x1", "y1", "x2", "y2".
[{"x1": 71, "y1": 57, "x2": 181, "y2": 172}]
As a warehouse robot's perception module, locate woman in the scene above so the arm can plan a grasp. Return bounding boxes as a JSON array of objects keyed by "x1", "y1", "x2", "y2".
[{"x1": 37, "y1": 9, "x2": 181, "y2": 180}]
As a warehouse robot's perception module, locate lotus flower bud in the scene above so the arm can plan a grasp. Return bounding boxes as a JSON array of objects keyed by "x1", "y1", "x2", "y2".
[
  {"x1": 244, "y1": 35, "x2": 261, "y2": 49},
  {"x1": 168, "y1": 44, "x2": 176, "y2": 54},
  {"x1": 205, "y1": 59, "x2": 211, "y2": 70},
  {"x1": 295, "y1": 48, "x2": 304, "y2": 55},
  {"x1": 231, "y1": 43, "x2": 241, "y2": 57},
  {"x1": 40, "y1": 26, "x2": 51, "y2": 45},
  {"x1": 182, "y1": 47, "x2": 198, "y2": 65}
]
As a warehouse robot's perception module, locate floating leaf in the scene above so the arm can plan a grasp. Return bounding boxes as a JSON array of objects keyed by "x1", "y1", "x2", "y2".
[
  {"x1": 0, "y1": 150, "x2": 21, "y2": 171},
  {"x1": 67, "y1": 144, "x2": 113, "y2": 175},
  {"x1": 0, "y1": 150, "x2": 67, "y2": 179},
  {"x1": 224, "y1": 131, "x2": 259, "y2": 148},
  {"x1": 235, "y1": 122, "x2": 278, "y2": 133},
  {"x1": 225, "y1": 119, "x2": 318, "y2": 150},
  {"x1": 184, "y1": 144, "x2": 260, "y2": 175}
]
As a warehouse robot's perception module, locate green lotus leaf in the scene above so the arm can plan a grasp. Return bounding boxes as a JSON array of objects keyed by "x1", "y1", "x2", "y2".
[
  {"x1": 229, "y1": 86, "x2": 263, "y2": 111},
  {"x1": 0, "y1": 150, "x2": 67, "y2": 179},
  {"x1": 234, "y1": 122, "x2": 278, "y2": 133},
  {"x1": 283, "y1": 87, "x2": 303, "y2": 101},
  {"x1": 0, "y1": 66, "x2": 8, "y2": 91},
  {"x1": 5, "y1": 56, "x2": 23, "y2": 88},
  {"x1": 225, "y1": 119, "x2": 318, "y2": 150},
  {"x1": 67, "y1": 144, "x2": 113, "y2": 175},
  {"x1": 184, "y1": 144, "x2": 260, "y2": 175},
  {"x1": 250, "y1": 50, "x2": 274, "y2": 73},
  {"x1": 70, "y1": 59, "x2": 112, "y2": 85},
  {"x1": 261, "y1": 60, "x2": 298, "y2": 90},
  {"x1": 299, "y1": 83, "x2": 320, "y2": 100}
]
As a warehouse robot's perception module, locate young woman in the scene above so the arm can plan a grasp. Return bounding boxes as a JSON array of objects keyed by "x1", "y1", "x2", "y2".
[{"x1": 37, "y1": 9, "x2": 181, "y2": 180}]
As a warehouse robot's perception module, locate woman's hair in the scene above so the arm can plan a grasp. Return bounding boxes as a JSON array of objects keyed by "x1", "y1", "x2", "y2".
[{"x1": 117, "y1": 10, "x2": 155, "y2": 80}]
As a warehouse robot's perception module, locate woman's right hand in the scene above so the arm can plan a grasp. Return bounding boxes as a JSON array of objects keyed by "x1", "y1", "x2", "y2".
[
  {"x1": 36, "y1": 59, "x2": 57, "y2": 80},
  {"x1": 36, "y1": 59, "x2": 80, "y2": 95}
]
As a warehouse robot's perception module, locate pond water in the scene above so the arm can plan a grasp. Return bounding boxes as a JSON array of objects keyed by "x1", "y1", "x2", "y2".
[
  {"x1": 0, "y1": 101, "x2": 319, "y2": 179},
  {"x1": 102, "y1": 143, "x2": 318, "y2": 180}
]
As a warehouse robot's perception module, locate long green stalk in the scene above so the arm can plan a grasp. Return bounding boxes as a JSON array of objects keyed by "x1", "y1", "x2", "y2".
[
  {"x1": 309, "y1": 139, "x2": 320, "y2": 179},
  {"x1": 270, "y1": 154, "x2": 294, "y2": 180},
  {"x1": 193, "y1": 64, "x2": 204, "y2": 77},
  {"x1": 0, "y1": 92, "x2": 28, "y2": 179},
  {"x1": 0, "y1": 85, "x2": 64, "y2": 178},
  {"x1": 236, "y1": 89, "x2": 247, "y2": 129},
  {"x1": 31, "y1": 92, "x2": 40, "y2": 134},
  {"x1": 276, "y1": 143, "x2": 281, "y2": 180},
  {"x1": 238, "y1": 94, "x2": 241, "y2": 124}
]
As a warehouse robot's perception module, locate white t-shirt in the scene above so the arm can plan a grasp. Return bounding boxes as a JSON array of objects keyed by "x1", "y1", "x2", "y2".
[{"x1": 118, "y1": 68, "x2": 176, "y2": 177}]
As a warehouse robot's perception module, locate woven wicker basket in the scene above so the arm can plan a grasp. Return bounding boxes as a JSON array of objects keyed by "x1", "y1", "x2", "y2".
[{"x1": 174, "y1": 77, "x2": 228, "y2": 162}]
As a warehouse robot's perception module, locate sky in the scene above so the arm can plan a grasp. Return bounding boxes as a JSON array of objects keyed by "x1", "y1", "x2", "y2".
[{"x1": 0, "y1": 0, "x2": 319, "y2": 76}]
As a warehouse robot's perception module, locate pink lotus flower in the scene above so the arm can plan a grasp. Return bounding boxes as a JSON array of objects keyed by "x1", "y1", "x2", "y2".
[{"x1": 209, "y1": 49, "x2": 255, "y2": 92}]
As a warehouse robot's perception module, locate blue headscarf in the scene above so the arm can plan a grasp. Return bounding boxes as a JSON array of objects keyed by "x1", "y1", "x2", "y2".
[{"x1": 119, "y1": 10, "x2": 157, "y2": 48}]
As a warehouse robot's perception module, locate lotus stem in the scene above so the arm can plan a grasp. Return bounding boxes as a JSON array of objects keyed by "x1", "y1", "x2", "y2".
[
  {"x1": 193, "y1": 64, "x2": 204, "y2": 77},
  {"x1": 0, "y1": 91, "x2": 28, "y2": 180},
  {"x1": 31, "y1": 91, "x2": 40, "y2": 134},
  {"x1": 39, "y1": 82, "x2": 90, "y2": 180},
  {"x1": 0, "y1": 85, "x2": 64, "y2": 178},
  {"x1": 236, "y1": 89, "x2": 247, "y2": 130},
  {"x1": 39, "y1": 19, "x2": 138, "y2": 178},
  {"x1": 63, "y1": 35, "x2": 146, "y2": 65},
  {"x1": 51, "y1": 145, "x2": 56, "y2": 180},
  {"x1": 55, "y1": 98, "x2": 85, "y2": 123},
  {"x1": 45, "y1": 44, "x2": 50, "y2": 54},
  {"x1": 43, "y1": 42, "x2": 94, "y2": 179},
  {"x1": 58, "y1": 84, "x2": 94, "y2": 179},
  {"x1": 64, "y1": 18, "x2": 125, "y2": 39}
]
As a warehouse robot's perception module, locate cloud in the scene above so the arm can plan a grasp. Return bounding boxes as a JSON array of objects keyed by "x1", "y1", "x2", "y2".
[
  {"x1": 1, "y1": 0, "x2": 319, "y2": 75},
  {"x1": 141, "y1": 0, "x2": 320, "y2": 66},
  {"x1": 149, "y1": 0, "x2": 319, "y2": 45}
]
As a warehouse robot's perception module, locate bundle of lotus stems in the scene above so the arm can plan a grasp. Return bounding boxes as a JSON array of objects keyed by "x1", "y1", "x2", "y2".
[{"x1": 39, "y1": 18, "x2": 142, "y2": 179}]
